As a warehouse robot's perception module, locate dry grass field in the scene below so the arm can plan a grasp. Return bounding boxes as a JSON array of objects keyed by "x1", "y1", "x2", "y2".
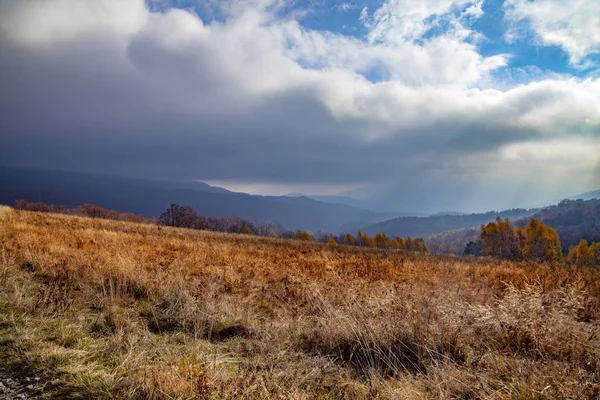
[{"x1": 1, "y1": 205, "x2": 599, "y2": 399}]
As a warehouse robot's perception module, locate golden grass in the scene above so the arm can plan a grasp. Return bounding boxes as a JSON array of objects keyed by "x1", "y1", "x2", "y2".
[{"x1": 1, "y1": 207, "x2": 599, "y2": 399}]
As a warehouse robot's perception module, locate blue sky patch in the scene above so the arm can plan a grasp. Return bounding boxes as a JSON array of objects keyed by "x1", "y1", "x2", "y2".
[{"x1": 148, "y1": 0, "x2": 598, "y2": 83}]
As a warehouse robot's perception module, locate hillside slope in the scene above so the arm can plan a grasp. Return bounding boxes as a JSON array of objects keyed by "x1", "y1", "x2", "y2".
[
  {"x1": 426, "y1": 198, "x2": 600, "y2": 255},
  {"x1": 569, "y1": 189, "x2": 600, "y2": 201},
  {"x1": 516, "y1": 198, "x2": 600, "y2": 252},
  {"x1": 0, "y1": 207, "x2": 599, "y2": 399},
  {"x1": 362, "y1": 208, "x2": 538, "y2": 238}
]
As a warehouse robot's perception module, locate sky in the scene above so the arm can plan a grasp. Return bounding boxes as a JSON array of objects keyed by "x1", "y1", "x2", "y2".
[{"x1": 0, "y1": 0, "x2": 599, "y2": 213}]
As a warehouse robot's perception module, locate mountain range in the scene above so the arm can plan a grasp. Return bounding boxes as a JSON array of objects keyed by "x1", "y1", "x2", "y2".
[
  {"x1": 1, "y1": 166, "x2": 598, "y2": 238},
  {"x1": 0, "y1": 166, "x2": 389, "y2": 233}
]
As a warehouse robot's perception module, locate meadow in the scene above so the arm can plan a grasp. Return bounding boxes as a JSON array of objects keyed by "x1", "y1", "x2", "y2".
[{"x1": 0, "y1": 205, "x2": 599, "y2": 399}]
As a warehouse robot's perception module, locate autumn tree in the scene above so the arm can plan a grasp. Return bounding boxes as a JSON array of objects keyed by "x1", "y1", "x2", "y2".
[
  {"x1": 343, "y1": 233, "x2": 355, "y2": 246},
  {"x1": 158, "y1": 203, "x2": 198, "y2": 228},
  {"x1": 356, "y1": 230, "x2": 375, "y2": 248},
  {"x1": 480, "y1": 217, "x2": 521, "y2": 260},
  {"x1": 293, "y1": 230, "x2": 314, "y2": 241},
  {"x1": 516, "y1": 226, "x2": 526, "y2": 251},
  {"x1": 414, "y1": 238, "x2": 429, "y2": 253},
  {"x1": 12, "y1": 200, "x2": 59, "y2": 214},
  {"x1": 522, "y1": 219, "x2": 562, "y2": 262},
  {"x1": 390, "y1": 237, "x2": 402, "y2": 249},
  {"x1": 568, "y1": 240, "x2": 600, "y2": 267},
  {"x1": 12, "y1": 199, "x2": 28, "y2": 210},
  {"x1": 74, "y1": 204, "x2": 121, "y2": 220},
  {"x1": 374, "y1": 232, "x2": 390, "y2": 249},
  {"x1": 327, "y1": 236, "x2": 338, "y2": 245}
]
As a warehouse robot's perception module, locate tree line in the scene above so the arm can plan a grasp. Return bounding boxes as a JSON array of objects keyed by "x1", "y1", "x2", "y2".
[
  {"x1": 517, "y1": 198, "x2": 600, "y2": 253},
  {"x1": 463, "y1": 216, "x2": 600, "y2": 266},
  {"x1": 568, "y1": 240, "x2": 600, "y2": 267},
  {"x1": 464, "y1": 217, "x2": 562, "y2": 262},
  {"x1": 15, "y1": 199, "x2": 598, "y2": 265},
  {"x1": 11, "y1": 200, "x2": 155, "y2": 223},
  {"x1": 428, "y1": 198, "x2": 600, "y2": 256},
  {"x1": 159, "y1": 203, "x2": 429, "y2": 253}
]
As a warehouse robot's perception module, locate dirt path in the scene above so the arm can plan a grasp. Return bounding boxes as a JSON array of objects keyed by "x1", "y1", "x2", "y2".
[{"x1": 0, "y1": 368, "x2": 42, "y2": 400}]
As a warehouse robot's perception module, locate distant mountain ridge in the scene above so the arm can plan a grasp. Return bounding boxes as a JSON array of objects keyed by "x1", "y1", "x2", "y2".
[
  {"x1": 569, "y1": 189, "x2": 600, "y2": 201},
  {"x1": 516, "y1": 198, "x2": 600, "y2": 252},
  {"x1": 0, "y1": 166, "x2": 387, "y2": 233},
  {"x1": 426, "y1": 198, "x2": 600, "y2": 255},
  {"x1": 361, "y1": 208, "x2": 540, "y2": 238},
  {"x1": 361, "y1": 189, "x2": 600, "y2": 239}
]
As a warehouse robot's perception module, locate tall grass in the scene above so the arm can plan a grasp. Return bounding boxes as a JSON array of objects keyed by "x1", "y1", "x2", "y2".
[{"x1": 0, "y1": 206, "x2": 598, "y2": 399}]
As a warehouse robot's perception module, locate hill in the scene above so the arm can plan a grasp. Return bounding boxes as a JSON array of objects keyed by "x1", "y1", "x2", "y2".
[
  {"x1": 515, "y1": 198, "x2": 600, "y2": 252},
  {"x1": 0, "y1": 166, "x2": 386, "y2": 233},
  {"x1": 0, "y1": 207, "x2": 598, "y2": 398},
  {"x1": 426, "y1": 198, "x2": 600, "y2": 255},
  {"x1": 569, "y1": 189, "x2": 600, "y2": 201},
  {"x1": 285, "y1": 193, "x2": 424, "y2": 218},
  {"x1": 362, "y1": 208, "x2": 538, "y2": 238}
]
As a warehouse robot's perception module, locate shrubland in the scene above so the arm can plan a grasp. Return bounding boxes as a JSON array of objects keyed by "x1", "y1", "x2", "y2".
[{"x1": 1, "y1": 206, "x2": 599, "y2": 399}]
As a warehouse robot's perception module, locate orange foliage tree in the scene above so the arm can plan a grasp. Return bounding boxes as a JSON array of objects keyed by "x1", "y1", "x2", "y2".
[
  {"x1": 480, "y1": 217, "x2": 522, "y2": 260},
  {"x1": 374, "y1": 232, "x2": 390, "y2": 249},
  {"x1": 293, "y1": 230, "x2": 314, "y2": 241},
  {"x1": 479, "y1": 217, "x2": 562, "y2": 262},
  {"x1": 343, "y1": 233, "x2": 355, "y2": 246},
  {"x1": 522, "y1": 219, "x2": 562, "y2": 262},
  {"x1": 356, "y1": 231, "x2": 375, "y2": 248},
  {"x1": 568, "y1": 240, "x2": 600, "y2": 267},
  {"x1": 390, "y1": 237, "x2": 402, "y2": 249}
]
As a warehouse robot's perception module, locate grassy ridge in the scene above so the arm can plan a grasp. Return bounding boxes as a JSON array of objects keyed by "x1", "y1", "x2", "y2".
[{"x1": 1, "y1": 206, "x2": 599, "y2": 399}]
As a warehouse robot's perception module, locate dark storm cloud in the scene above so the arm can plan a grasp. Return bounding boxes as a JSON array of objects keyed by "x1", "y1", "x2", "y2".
[{"x1": 0, "y1": 0, "x2": 598, "y2": 212}]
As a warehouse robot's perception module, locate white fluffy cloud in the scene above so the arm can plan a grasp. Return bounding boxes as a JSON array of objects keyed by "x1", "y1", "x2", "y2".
[
  {"x1": 504, "y1": 0, "x2": 600, "y2": 66},
  {"x1": 365, "y1": 0, "x2": 481, "y2": 42},
  {"x1": 0, "y1": 0, "x2": 598, "y2": 211}
]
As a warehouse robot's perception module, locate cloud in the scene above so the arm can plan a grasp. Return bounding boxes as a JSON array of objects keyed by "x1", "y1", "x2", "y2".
[
  {"x1": 504, "y1": 0, "x2": 600, "y2": 66},
  {"x1": 0, "y1": 0, "x2": 598, "y2": 212},
  {"x1": 364, "y1": 0, "x2": 481, "y2": 43},
  {"x1": 333, "y1": 3, "x2": 358, "y2": 12}
]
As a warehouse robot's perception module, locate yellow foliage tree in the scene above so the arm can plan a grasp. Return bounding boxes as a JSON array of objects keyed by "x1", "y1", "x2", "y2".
[
  {"x1": 356, "y1": 230, "x2": 375, "y2": 248},
  {"x1": 414, "y1": 238, "x2": 429, "y2": 253},
  {"x1": 480, "y1": 217, "x2": 521, "y2": 260},
  {"x1": 327, "y1": 236, "x2": 338, "y2": 245},
  {"x1": 390, "y1": 238, "x2": 402, "y2": 249},
  {"x1": 374, "y1": 232, "x2": 389, "y2": 249},
  {"x1": 343, "y1": 233, "x2": 355, "y2": 246},
  {"x1": 568, "y1": 240, "x2": 600, "y2": 267},
  {"x1": 293, "y1": 230, "x2": 313, "y2": 241},
  {"x1": 393, "y1": 236, "x2": 428, "y2": 253},
  {"x1": 522, "y1": 219, "x2": 562, "y2": 262}
]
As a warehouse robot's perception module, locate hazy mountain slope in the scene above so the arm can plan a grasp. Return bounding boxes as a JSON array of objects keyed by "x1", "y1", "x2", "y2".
[
  {"x1": 569, "y1": 189, "x2": 600, "y2": 201},
  {"x1": 0, "y1": 166, "x2": 384, "y2": 232},
  {"x1": 426, "y1": 198, "x2": 600, "y2": 255},
  {"x1": 515, "y1": 198, "x2": 600, "y2": 252},
  {"x1": 285, "y1": 193, "x2": 371, "y2": 209},
  {"x1": 362, "y1": 208, "x2": 539, "y2": 238}
]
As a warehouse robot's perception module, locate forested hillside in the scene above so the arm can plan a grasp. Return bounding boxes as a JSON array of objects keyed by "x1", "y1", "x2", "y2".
[
  {"x1": 363, "y1": 208, "x2": 537, "y2": 238},
  {"x1": 518, "y1": 198, "x2": 600, "y2": 252},
  {"x1": 0, "y1": 166, "x2": 387, "y2": 233},
  {"x1": 426, "y1": 198, "x2": 600, "y2": 255}
]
